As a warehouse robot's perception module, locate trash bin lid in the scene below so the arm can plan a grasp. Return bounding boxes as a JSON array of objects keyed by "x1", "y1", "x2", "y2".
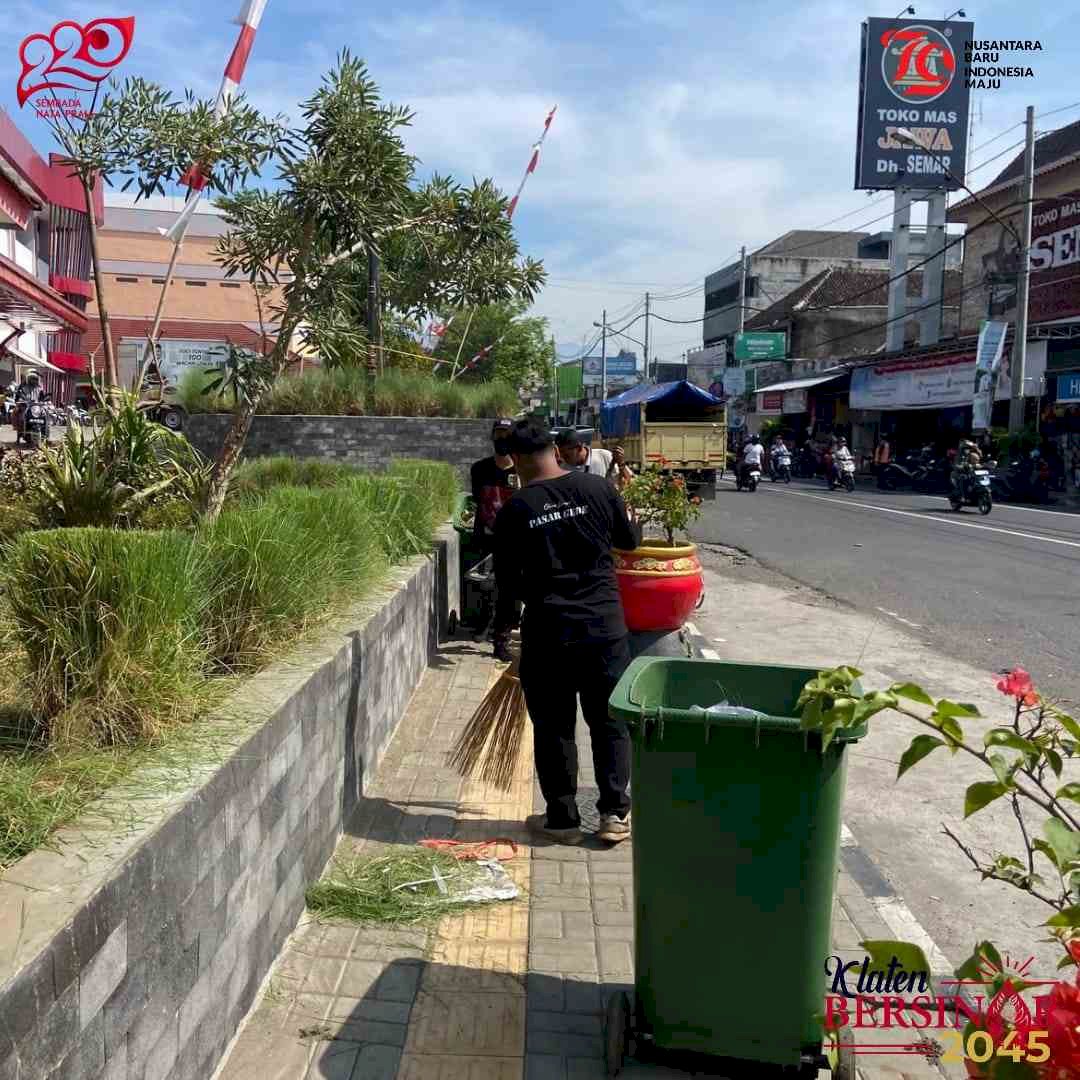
[{"x1": 609, "y1": 656, "x2": 866, "y2": 745}]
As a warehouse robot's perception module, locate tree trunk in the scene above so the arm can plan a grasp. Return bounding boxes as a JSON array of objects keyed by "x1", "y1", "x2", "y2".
[
  {"x1": 202, "y1": 404, "x2": 256, "y2": 521},
  {"x1": 82, "y1": 179, "x2": 119, "y2": 392}
]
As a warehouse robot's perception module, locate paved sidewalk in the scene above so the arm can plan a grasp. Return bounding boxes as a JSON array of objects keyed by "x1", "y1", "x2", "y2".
[{"x1": 217, "y1": 642, "x2": 961, "y2": 1080}]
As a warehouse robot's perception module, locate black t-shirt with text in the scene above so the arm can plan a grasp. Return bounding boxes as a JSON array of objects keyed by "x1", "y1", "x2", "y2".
[{"x1": 493, "y1": 470, "x2": 638, "y2": 645}]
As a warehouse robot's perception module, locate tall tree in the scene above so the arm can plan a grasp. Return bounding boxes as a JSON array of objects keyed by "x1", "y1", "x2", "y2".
[
  {"x1": 207, "y1": 53, "x2": 546, "y2": 517},
  {"x1": 41, "y1": 80, "x2": 283, "y2": 390}
]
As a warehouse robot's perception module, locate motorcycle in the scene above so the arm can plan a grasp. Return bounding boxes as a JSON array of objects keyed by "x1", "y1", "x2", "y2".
[
  {"x1": 13, "y1": 398, "x2": 50, "y2": 448},
  {"x1": 794, "y1": 445, "x2": 819, "y2": 479},
  {"x1": 829, "y1": 458, "x2": 856, "y2": 493},
  {"x1": 736, "y1": 463, "x2": 762, "y2": 492},
  {"x1": 992, "y1": 457, "x2": 1051, "y2": 504},
  {"x1": 771, "y1": 449, "x2": 792, "y2": 483},
  {"x1": 950, "y1": 466, "x2": 993, "y2": 515}
]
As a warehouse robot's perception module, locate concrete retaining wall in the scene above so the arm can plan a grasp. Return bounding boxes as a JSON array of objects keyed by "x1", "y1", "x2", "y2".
[
  {"x1": 186, "y1": 415, "x2": 495, "y2": 478},
  {"x1": 0, "y1": 528, "x2": 458, "y2": 1080}
]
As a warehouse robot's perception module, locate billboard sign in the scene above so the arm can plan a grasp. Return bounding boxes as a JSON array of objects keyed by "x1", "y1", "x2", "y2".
[
  {"x1": 1058, "y1": 373, "x2": 1080, "y2": 404},
  {"x1": 157, "y1": 339, "x2": 226, "y2": 385},
  {"x1": 855, "y1": 18, "x2": 972, "y2": 190},
  {"x1": 759, "y1": 391, "x2": 784, "y2": 415},
  {"x1": 850, "y1": 352, "x2": 976, "y2": 410},
  {"x1": 971, "y1": 320, "x2": 1008, "y2": 430},
  {"x1": 605, "y1": 355, "x2": 638, "y2": 377},
  {"x1": 687, "y1": 343, "x2": 727, "y2": 389},
  {"x1": 734, "y1": 332, "x2": 785, "y2": 362},
  {"x1": 722, "y1": 368, "x2": 747, "y2": 397}
]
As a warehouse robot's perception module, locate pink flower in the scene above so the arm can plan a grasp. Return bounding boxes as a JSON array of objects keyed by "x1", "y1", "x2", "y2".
[{"x1": 997, "y1": 668, "x2": 1039, "y2": 706}]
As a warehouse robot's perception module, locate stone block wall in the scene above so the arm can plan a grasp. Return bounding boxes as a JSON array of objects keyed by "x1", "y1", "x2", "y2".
[
  {"x1": 186, "y1": 415, "x2": 495, "y2": 478},
  {"x1": 0, "y1": 528, "x2": 458, "y2": 1080}
]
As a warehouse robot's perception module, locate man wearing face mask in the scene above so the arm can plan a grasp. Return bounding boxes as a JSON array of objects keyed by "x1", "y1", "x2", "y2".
[{"x1": 470, "y1": 418, "x2": 518, "y2": 556}]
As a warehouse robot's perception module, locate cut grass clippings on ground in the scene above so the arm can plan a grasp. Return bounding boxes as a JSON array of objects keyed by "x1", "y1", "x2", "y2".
[{"x1": 305, "y1": 849, "x2": 514, "y2": 926}]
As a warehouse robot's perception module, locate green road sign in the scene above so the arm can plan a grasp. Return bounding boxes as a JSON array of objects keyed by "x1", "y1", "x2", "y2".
[{"x1": 734, "y1": 332, "x2": 786, "y2": 362}]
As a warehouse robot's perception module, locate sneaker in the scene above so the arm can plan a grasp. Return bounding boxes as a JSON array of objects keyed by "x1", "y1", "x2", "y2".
[
  {"x1": 597, "y1": 813, "x2": 631, "y2": 844},
  {"x1": 526, "y1": 813, "x2": 583, "y2": 844}
]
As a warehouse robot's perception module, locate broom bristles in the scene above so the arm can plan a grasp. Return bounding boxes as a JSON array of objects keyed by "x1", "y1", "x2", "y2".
[{"x1": 448, "y1": 658, "x2": 528, "y2": 791}]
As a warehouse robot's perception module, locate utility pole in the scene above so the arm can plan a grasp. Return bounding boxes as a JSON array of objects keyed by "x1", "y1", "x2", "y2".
[
  {"x1": 600, "y1": 308, "x2": 607, "y2": 404},
  {"x1": 737, "y1": 245, "x2": 747, "y2": 335},
  {"x1": 551, "y1": 335, "x2": 558, "y2": 423},
  {"x1": 1009, "y1": 105, "x2": 1036, "y2": 435},
  {"x1": 367, "y1": 250, "x2": 381, "y2": 374},
  {"x1": 644, "y1": 292, "x2": 650, "y2": 381}
]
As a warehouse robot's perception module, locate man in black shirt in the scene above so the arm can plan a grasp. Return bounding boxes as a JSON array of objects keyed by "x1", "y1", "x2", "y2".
[{"x1": 493, "y1": 417, "x2": 639, "y2": 845}]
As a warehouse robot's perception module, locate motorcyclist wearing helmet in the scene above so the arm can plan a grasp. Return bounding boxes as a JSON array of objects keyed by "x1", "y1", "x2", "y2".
[
  {"x1": 15, "y1": 369, "x2": 43, "y2": 403},
  {"x1": 831, "y1": 436, "x2": 854, "y2": 485},
  {"x1": 741, "y1": 434, "x2": 765, "y2": 484},
  {"x1": 951, "y1": 437, "x2": 982, "y2": 499}
]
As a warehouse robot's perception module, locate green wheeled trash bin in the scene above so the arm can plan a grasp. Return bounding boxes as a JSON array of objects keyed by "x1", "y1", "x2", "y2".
[{"x1": 604, "y1": 657, "x2": 866, "y2": 1077}]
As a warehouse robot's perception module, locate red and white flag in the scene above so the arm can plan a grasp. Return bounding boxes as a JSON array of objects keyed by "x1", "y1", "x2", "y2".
[
  {"x1": 507, "y1": 104, "x2": 556, "y2": 220},
  {"x1": 163, "y1": 0, "x2": 270, "y2": 242}
]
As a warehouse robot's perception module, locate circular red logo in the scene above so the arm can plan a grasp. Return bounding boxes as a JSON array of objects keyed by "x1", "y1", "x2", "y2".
[{"x1": 880, "y1": 25, "x2": 956, "y2": 103}]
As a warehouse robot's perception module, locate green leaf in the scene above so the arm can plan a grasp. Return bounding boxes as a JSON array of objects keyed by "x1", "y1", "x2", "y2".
[
  {"x1": 858, "y1": 939, "x2": 931, "y2": 978},
  {"x1": 890, "y1": 682, "x2": 934, "y2": 707},
  {"x1": 1056, "y1": 711, "x2": 1080, "y2": 742},
  {"x1": 1034, "y1": 837, "x2": 1060, "y2": 869},
  {"x1": 934, "y1": 699, "x2": 981, "y2": 719},
  {"x1": 984, "y1": 728, "x2": 1039, "y2": 755},
  {"x1": 1046, "y1": 747, "x2": 1064, "y2": 778},
  {"x1": 955, "y1": 941, "x2": 1002, "y2": 981},
  {"x1": 1045, "y1": 904, "x2": 1080, "y2": 928},
  {"x1": 936, "y1": 714, "x2": 964, "y2": 751},
  {"x1": 985, "y1": 1057, "x2": 1041, "y2": 1079},
  {"x1": 964, "y1": 781, "x2": 1008, "y2": 818},
  {"x1": 1044, "y1": 819, "x2": 1080, "y2": 867},
  {"x1": 897, "y1": 734, "x2": 945, "y2": 779},
  {"x1": 853, "y1": 691, "x2": 897, "y2": 725},
  {"x1": 987, "y1": 752, "x2": 1015, "y2": 787},
  {"x1": 1057, "y1": 782, "x2": 1080, "y2": 804}
]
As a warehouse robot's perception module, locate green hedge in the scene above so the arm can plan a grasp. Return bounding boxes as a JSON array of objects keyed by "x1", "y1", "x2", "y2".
[
  {"x1": 6, "y1": 528, "x2": 211, "y2": 744},
  {"x1": 180, "y1": 367, "x2": 519, "y2": 419},
  {"x1": 3, "y1": 460, "x2": 459, "y2": 743}
]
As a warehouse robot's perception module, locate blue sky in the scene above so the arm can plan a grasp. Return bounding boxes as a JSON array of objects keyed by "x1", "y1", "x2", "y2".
[{"x1": 3, "y1": 0, "x2": 1078, "y2": 362}]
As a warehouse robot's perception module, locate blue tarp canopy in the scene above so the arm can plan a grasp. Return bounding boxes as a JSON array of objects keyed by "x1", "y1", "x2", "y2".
[{"x1": 599, "y1": 380, "x2": 723, "y2": 438}]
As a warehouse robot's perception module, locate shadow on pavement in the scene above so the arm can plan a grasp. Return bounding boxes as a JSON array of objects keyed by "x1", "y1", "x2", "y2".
[{"x1": 301, "y1": 957, "x2": 806, "y2": 1080}]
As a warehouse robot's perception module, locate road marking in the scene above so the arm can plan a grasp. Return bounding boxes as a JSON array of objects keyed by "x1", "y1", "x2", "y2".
[
  {"x1": 843, "y1": 824, "x2": 953, "y2": 977},
  {"x1": 875, "y1": 606, "x2": 923, "y2": 630},
  {"x1": 872, "y1": 896, "x2": 953, "y2": 976},
  {"x1": 754, "y1": 486, "x2": 1080, "y2": 550},
  {"x1": 718, "y1": 475, "x2": 1080, "y2": 521}
]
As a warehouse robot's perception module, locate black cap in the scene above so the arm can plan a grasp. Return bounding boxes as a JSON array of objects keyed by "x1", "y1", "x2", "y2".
[{"x1": 492, "y1": 418, "x2": 513, "y2": 431}]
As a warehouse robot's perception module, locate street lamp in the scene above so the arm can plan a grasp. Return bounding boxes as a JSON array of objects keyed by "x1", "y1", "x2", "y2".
[
  {"x1": 944, "y1": 8, "x2": 966, "y2": 19},
  {"x1": 895, "y1": 5, "x2": 915, "y2": 17}
]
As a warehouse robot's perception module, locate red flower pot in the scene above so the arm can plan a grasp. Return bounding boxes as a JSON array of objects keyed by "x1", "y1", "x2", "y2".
[{"x1": 613, "y1": 542, "x2": 704, "y2": 633}]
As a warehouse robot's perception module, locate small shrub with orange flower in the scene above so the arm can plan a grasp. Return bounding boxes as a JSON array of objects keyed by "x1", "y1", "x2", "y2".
[
  {"x1": 620, "y1": 459, "x2": 702, "y2": 547},
  {"x1": 800, "y1": 664, "x2": 1080, "y2": 1077}
]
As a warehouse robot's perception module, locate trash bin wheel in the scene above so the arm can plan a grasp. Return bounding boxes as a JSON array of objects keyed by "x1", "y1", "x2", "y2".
[{"x1": 604, "y1": 991, "x2": 632, "y2": 1077}]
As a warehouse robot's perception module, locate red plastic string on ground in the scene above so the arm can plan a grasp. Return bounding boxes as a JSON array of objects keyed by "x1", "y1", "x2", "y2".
[{"x1": 418, "y1": 838, "x2": 519, "y2": 862}]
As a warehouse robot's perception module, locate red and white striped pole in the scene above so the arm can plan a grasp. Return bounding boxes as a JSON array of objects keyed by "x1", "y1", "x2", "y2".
[
  {"x1": 507, "y1": 104, "x2": 556, "y2": 220},
  {"x1": 163, "y1": 0, "x2": 270, "y2": 243}
]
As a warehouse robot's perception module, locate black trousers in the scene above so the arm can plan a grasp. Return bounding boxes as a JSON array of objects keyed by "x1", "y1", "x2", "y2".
[{"x1": 518, "y1": 636, "x2": 632, "y2": 828}]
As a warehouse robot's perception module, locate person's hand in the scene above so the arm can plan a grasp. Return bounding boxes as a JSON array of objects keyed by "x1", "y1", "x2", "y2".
[{"x1": 613, "y1": 446, "x2": 625, "y2": 466}]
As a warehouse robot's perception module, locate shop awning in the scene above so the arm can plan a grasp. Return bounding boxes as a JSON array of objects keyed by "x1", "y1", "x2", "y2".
[
  {"x1": 753, "y1": 373, "x2": 845, "y2": 395},
  {"x1": 0, "y1": 173, "x2": 34, "y2": 230},
  {"x1": 0, "y1": 255, "x2": 89, "y2": 334},
  {"x1": 1, "y1": 334, "x2": 63, "y2": 372}
]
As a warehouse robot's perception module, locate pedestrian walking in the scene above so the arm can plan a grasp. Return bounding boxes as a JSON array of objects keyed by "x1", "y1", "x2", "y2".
[{"x1": 492, "y1": 416, "x2": 640, "y2": 845}]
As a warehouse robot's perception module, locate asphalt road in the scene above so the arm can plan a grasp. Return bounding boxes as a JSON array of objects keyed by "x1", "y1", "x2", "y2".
[{"x1": 692, "y1": 475, "x2": 1080, "y2": 707}]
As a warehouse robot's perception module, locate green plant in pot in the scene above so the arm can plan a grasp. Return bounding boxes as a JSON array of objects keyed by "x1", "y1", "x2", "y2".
[{"x1": 614, "y1": 462, "x2": 704, "y2": 633}]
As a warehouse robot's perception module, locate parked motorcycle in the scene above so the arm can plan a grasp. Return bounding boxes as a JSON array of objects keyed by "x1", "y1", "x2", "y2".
[
  {"x1": 992, "y1": 457, "x2": 1051, "y2": 504},
  {"x1": 829, "y1": 458, "x2": 856, "y2": 493},
  {"x1": 736, "y1": 463, "x2": 761, "y2": 492},
  {"x1": 950, "y1": 467, "x2": 993, "y2": 515}
]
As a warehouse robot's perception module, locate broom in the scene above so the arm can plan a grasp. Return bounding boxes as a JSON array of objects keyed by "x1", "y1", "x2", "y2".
[{"x1": 448, "y1": 654, "x2": 528, "y2": 791}]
